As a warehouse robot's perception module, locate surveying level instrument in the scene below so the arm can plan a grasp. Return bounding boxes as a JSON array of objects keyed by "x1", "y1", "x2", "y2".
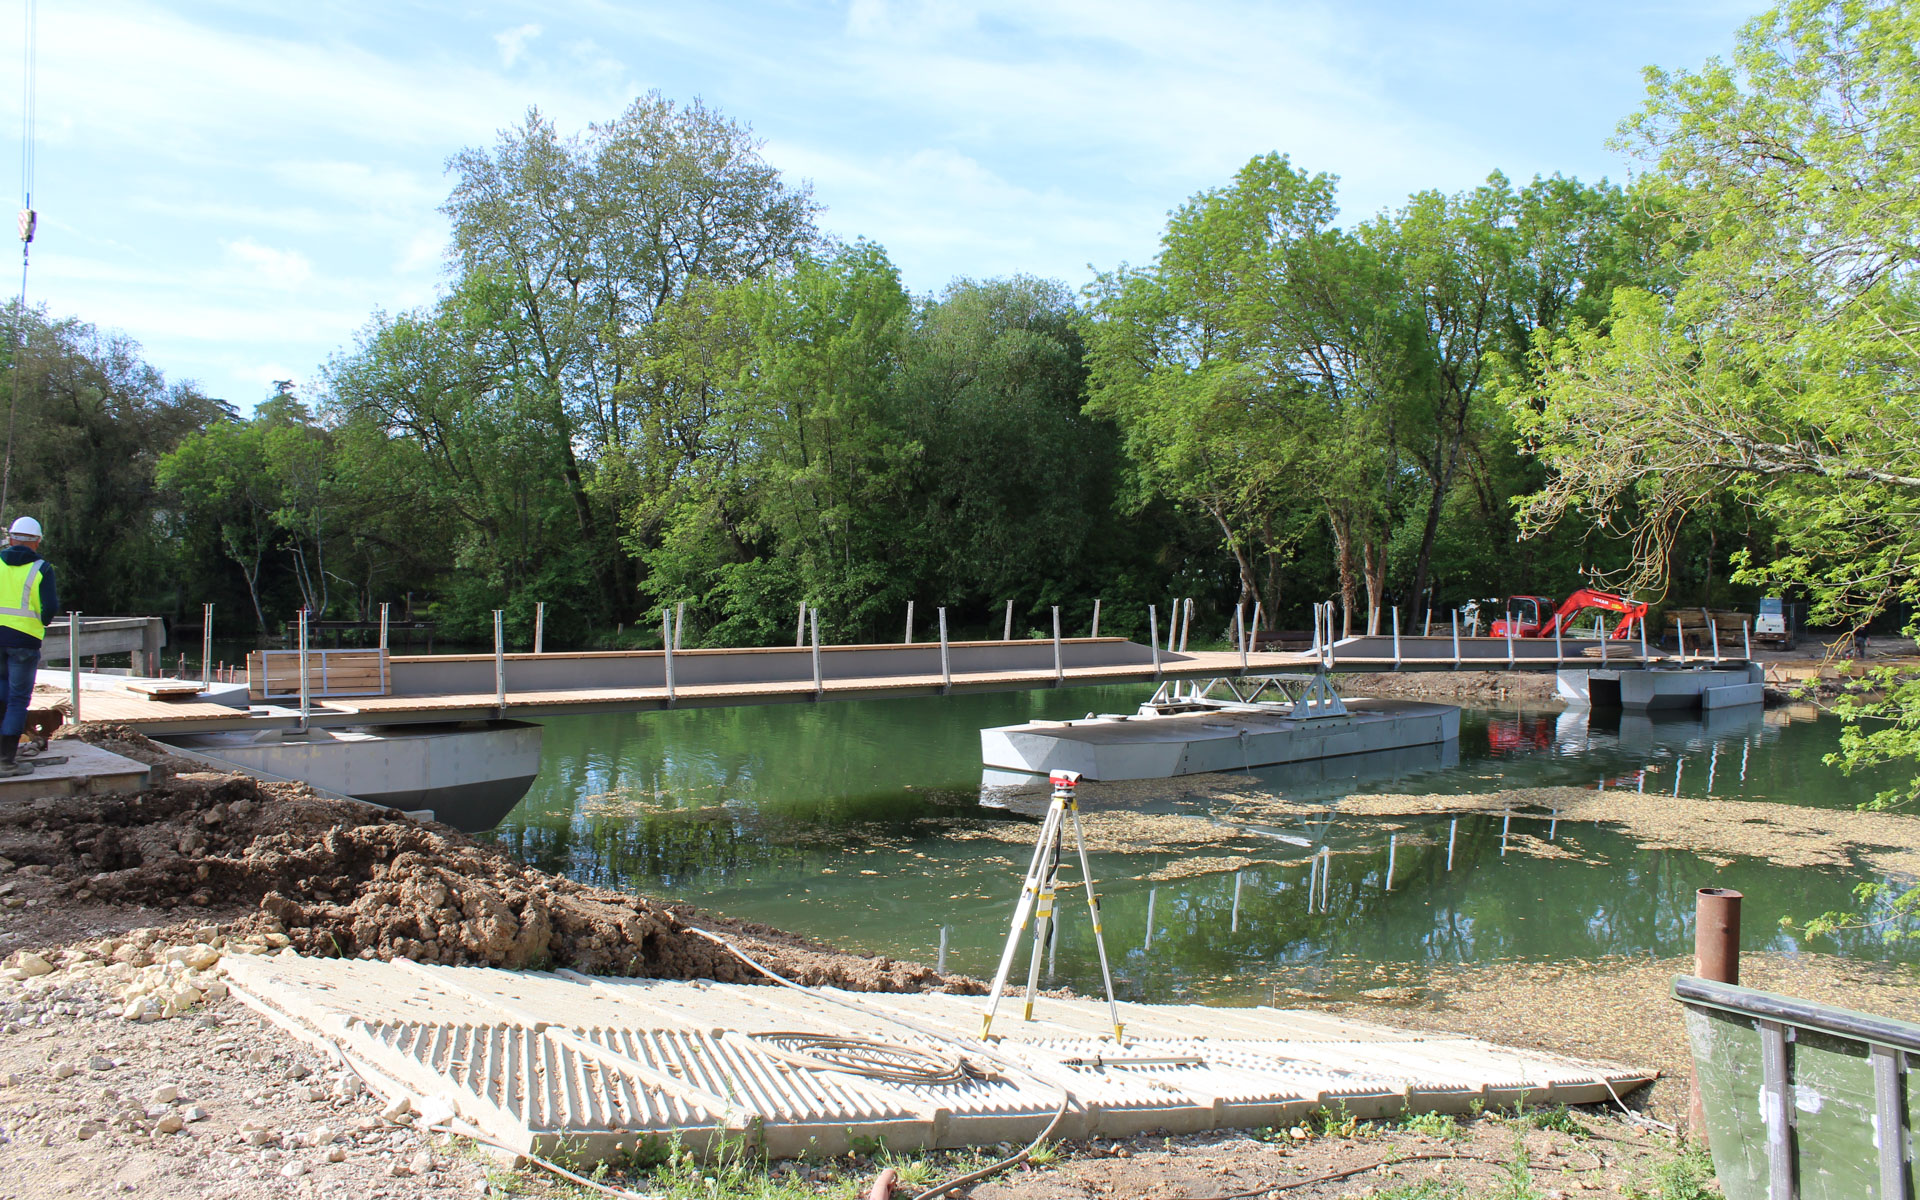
[{"x1": 978, "y1": 769, "x2": 1125, "y2": 1042}]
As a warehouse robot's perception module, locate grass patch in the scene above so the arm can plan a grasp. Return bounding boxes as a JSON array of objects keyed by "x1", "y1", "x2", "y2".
[{"x1": 1402, "y1": 1110, "x2": 1465, "y2": 1141}]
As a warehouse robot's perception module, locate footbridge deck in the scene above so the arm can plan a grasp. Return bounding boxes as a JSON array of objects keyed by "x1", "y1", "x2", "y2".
[{"x1": 56, "y1": 632, "x2": 1746, "y2": 736}]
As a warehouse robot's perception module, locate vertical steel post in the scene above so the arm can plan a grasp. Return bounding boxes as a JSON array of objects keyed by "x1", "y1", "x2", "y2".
[
  {"x1": 1640, "y1": 614, "x2": 1649, "y2": 661},
  {"x1": 1743, "y1": 619, "x2": 1751, "y2": 662},
  {"x1": 662, "y1": 608, "x2": 676, "y2": 704},
  {"x1": 1424, "y1": 609, "x2": 1432, "y2": 637},
  {"x1": 1148, "y1": 605, "x2": 1161, "y2": 677},
  {"x1": 1052, "y1": 606, "x2": 1063, "y2": 683},
  {"x1": 675, "y1": 601, "x2": 686, "y2": 651},
  {"x1": 1249, "y1": 601, "x2": 1262, "y2": 646},
  {"x1": 1677, "y1": 622, "x2": 1687, "y2": 663},
  {"x1": 938, "y1": 607, "x2": 951, "y2": 690},
  {"x1": 1004, "y1": 600, "x2": 1014, "y2": 642},
  {"x1": 493, "y1": 609, "x2": 507, "y2": 714},
  {"x1": 201, "y1": 603, "x2": 213, "y2": 686},
  {"x1": 810, "y1": 608, "x2": 822, "y2": 696},
  {"x1": 1451, "y1": 608, "x2": 1460, "y2": 665},
  {"x1": 904, "y1": 600, "x2": 914, "y2": 645},
  {"x1": 1691, "y1": 887, "x2": 1743, "y2": 1147},
  {"x1": 66, "y1": 612, "x2": 80, "y2": 727},
  {"x1": 378, "y1": 601, "x2": 389, "y2": 653},
  {"x1": 1310, "y1": 602, "x2": 1321, "y2": 655},
  {"x1": 796, "y1": 601, "x2": 806, "y2": 648},
  {"x1": 1179, "y1": 598, "x2": 1192, "y2": 653},
  {"x1": 1506, "y1": 617, "x2": 1515, "y2": 667},
  {"x1": 1709, "y1": 618, "x2": 1720, "y2": 663},
  {"x1": 298, "y1": 608, "x2": 311, "y2": 733},
  {"x1": 1600, "y1": 624, "x2": 1609, "y2": 664},
  {"x1": 1090, "y1": 598, "x2": 1101, "y2": 638},
  {"x1": 1166, "y1": 599, "x2": 1177, "y2": 653},
  {"x1": 1386, "y1": 833, "x2": 1396, "y2": 890},
  {"x1": 534, "y1": 601, "x2": 545, "y2": 654},
  {"x1": 1236, "y1": 603, "x2": 1248, "y2": 671},
  {"x1": 1553, "y1": 618, "x2": 1562, "y2": 664},
  {"x1": 937, "y1": 926, "x2": 948, "y2": 976},
  {"x1": 1391, "y1": 607, "x2": 1400, "y2": 669}
]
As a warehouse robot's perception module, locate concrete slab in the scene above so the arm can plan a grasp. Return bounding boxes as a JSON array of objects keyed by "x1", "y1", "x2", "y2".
[
  {"x1": 223, "y1": 956, "x2": 1654, "y2": 1162},
  {"x1": 0, "y1": 741, "x2": 150, "y2": 805},
  {"x1": 1701, "y1": 682, "x2": 1765, "y2": 710}
]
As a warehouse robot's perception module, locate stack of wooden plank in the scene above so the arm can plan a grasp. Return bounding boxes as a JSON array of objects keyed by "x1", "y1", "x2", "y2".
[{"x1": 246, "y1": 649, "x2": 390, "y2": 702}]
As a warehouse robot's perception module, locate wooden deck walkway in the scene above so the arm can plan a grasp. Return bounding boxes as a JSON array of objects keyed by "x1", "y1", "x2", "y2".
[{"x1": 43, "y1": 634, "x2": 1744, "y2": 735}]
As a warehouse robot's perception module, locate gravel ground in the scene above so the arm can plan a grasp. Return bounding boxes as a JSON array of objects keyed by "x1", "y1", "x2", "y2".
[{"x1": 0, "y1": 982, "x2": 489, "y2": 1200}]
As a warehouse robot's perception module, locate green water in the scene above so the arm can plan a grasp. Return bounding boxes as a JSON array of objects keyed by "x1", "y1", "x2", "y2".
[{"x1": 484, "y1": 687, "x2": 1920, "y2": 1003}]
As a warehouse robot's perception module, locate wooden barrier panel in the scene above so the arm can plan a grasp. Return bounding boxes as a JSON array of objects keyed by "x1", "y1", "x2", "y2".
[{"x1": 247, "y1": 649, "x2": 391, "y2": 702}]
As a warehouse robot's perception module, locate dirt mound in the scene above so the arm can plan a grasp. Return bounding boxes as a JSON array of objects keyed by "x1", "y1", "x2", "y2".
[{"x1": 1, "y1": 734, "x2": 977, "y2": 994}]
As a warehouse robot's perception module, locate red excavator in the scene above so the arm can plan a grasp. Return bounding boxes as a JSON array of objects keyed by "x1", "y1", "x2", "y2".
[{"x1": 1488, "y1": 589, "x2": 1648, "y2": 639}]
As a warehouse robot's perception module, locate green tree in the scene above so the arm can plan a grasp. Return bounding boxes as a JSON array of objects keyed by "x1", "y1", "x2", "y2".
[
  {"x1": 1514, "y1": 0, "x2": 1920, "y2": 929},
  {"x1": 443, "y1": 94, "x2": 819, "y2": 618},
  {"x1": 1, "y1": 304, "x2": 229, "y2": 613}
]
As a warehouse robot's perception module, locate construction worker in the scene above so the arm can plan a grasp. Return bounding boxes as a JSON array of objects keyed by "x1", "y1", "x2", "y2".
[{"x1": 0, "y1": 516, "x2": 57, "y2": 775}]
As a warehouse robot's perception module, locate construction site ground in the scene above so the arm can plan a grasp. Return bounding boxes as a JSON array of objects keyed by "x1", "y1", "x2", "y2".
[{"x1": 0, "y1": 723, "x2": 1883, "y2": 1196}]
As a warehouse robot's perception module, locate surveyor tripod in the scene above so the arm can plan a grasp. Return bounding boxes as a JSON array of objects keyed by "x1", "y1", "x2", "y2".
[{"x1": 978, "y1": 769, "x2": 1124, "y2": 1041}]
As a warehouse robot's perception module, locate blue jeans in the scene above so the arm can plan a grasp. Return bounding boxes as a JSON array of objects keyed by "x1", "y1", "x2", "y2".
[{"x1": 1, "y1": 645, "x2": 38, "y2": 737}]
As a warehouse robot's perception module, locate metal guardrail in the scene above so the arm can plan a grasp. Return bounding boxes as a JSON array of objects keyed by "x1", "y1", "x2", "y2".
[{"x1": 1674, "y1": 974, "x2": 1919, "y2": 1200}]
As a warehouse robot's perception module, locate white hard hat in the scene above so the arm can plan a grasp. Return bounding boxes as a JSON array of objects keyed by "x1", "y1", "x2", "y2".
[{"x1": 8, "y1": 517, "x2": 41, "y2": 539}]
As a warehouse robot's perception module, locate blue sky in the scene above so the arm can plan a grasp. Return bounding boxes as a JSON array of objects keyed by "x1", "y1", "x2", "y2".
[{"x1": 4, "y1": 0, "x2": 1759, "y2": 408}]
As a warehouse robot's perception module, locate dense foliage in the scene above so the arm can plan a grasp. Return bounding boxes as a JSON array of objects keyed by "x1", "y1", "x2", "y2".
[{"x1": 4, "y1": 10, "x2": 1898, "y2": 676}]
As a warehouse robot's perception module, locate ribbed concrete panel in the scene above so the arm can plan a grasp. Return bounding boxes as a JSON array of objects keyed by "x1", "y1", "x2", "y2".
[{"x1": 224, "y1": 957, "x2": 1655, "y2": 1162}]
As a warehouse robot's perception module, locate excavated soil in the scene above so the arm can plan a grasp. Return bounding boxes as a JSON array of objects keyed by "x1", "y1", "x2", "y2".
[{"x1": 0, "y1": 726, "x2": 979, "y2": 994}]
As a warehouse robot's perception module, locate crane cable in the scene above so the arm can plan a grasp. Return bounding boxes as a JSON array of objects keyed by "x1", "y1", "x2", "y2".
[{"x1": 1, "y1": 0, "x2": 36, "y2": 522}]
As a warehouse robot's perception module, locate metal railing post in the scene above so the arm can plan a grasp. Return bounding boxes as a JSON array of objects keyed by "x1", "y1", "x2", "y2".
[
  {"x1": 534, "y1": 601, "x2": 545, "y2": 654},
  {"x1": 1149, "y1": 605, "x2": 1162, "y2": 677},
  {"x1": 1424, "y1": 609, "x2": 1432, "y2": 637},
  {"x1": 67, "y1": 612, "x2": 80, "y2": 726},
  {"x1": 674, "y1": 601, "x2": 686, "y2": 651},
  {"x1": 1678, "y1": 622, "x2": 1687, "y2": 663},
  {"x1": 1743, "y1": 619, "x2": 1752, "y2": 662},
  {"x1": 810, "y1": 607, "x2": 823, "y2": 696},
  {"x1": 904, "y1": 600, "x2": 914, "y2": 645},
  {"x1": 1600, "y1": 623, "x2": 1609, "y2": 664},
  {"x1": 1391, "y1": 606, "x2": 1401, "y2": 669},
  {"x1": 1090, "y1": 598, "x2": 1101, "y2": 639},
  {"x1": 1709, "y1": 618, "x2": 1720, "y2": 664},
  {"x1": 796, "y1": 601, "x2": 807, "y2": 648},
  {"x1": 1324, "y1": 602, "x2": 1335, "y2": 670},
  {"x1": 1506, "y1": 617, "x2": 1515, "y2": 667},
  {"x1": 1451, "y1": 608, "x2": 1460, "y2": 666},
  {"x1": 938, "y1": 607, "x2": 951, "y2": 690},
  {"x1": 1166, "y1": 599, "x2": 1177, "y2": 653},
  {"x1": 1237, "y1": 603, "x2": 1248, "y2": 671},
  {"x1": 298, "y1": 608, "x2": 311, "y2": 733},
  {"x1": 1004, "y1": 600, "x2": 1014, "y2": 642},
  {"x1": 1249, "y1": 600, "x2": 1262, "y2": 646},
  {"x1": 662, "y1": 607, "x2": 676, "y2": 704},
  {"x1": 1052, "y1": 606, "x2": 1063, "y2": 682},
  {"x1": 1640, "y1": 615, "x2": 1649, "y2": 661},
  {"x1": 1179, "y1": 598, "x2": 1192, "y2": 653},
  {"x1": 493, "y1": 609, "x2": 507, "y2": 714},
  {"x1": 201, "y1": 603, "x2": 213, "y2": 686},
  {"x1": 378, "y1": 601, "x2": 389, "y2": 653},
  {"x1": 1553, "y1": 618, "x2": 1562, "y2": 665}
]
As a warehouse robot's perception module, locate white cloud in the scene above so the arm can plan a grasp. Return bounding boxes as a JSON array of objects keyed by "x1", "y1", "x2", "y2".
[
  {"x1": 494, "y1": 22, "x2": 543, "y2": 69},
  {"x1": 222, "y1": 239, "x2": 315, "y2": 289}
]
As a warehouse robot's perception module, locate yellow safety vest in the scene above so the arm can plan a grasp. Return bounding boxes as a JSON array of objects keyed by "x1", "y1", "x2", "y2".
[{"x1": 0, "y1": 558, "x2": 45, "y2": 640}]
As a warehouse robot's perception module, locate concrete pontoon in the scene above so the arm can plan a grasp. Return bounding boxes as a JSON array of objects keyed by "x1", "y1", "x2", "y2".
[
  {"x1": 160, "y1": 721, "x2": 543, "y2": 833},
  {"x1": 981, "y1": 675, "x2": 1459, "y2": 781}
]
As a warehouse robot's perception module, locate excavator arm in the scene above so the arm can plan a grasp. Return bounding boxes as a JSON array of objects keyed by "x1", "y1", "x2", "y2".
[{"x1": 1541, "y1": 588, "x2": 1647, "y2": 639}]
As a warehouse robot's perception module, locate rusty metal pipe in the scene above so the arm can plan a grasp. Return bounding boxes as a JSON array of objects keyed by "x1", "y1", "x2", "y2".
[
  {"x1": 1695, "y1": 887, "x2": 1741, "y2": 985},
  {"x1": 1690, "y1": 887, "x2": 1742, "y2": 1146}
]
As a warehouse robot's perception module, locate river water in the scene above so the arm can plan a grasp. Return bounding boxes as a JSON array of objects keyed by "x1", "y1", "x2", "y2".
[{"x1": 483, "y1": 686, "x2": 1917, "y2": 1004}]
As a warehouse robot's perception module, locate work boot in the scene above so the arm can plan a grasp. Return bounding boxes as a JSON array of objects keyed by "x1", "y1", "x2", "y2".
[
  {"x1": 0, "y1": 735, "x2": 27, "y2": 775},
  {"x1": 0, "y1": 760, "x2": 31, "y2": 777}
]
